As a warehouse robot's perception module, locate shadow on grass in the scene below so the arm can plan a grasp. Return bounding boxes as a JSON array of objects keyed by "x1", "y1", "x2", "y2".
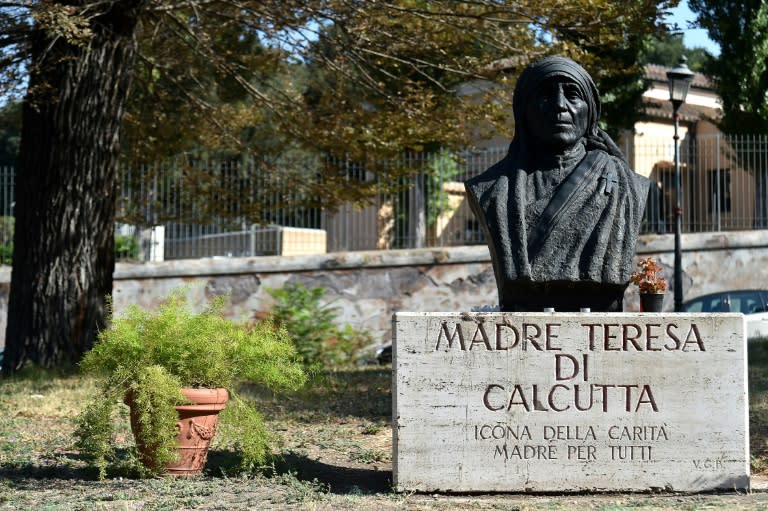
[
  {"x1": 274, "y1": 451, "x2": 391, "y2": 494},
  {"x1": 0, "y1": 464, "x2": 89, "y2": 482},
  {"x1": 197, "y1": 449, "x2": 393, "y2": 494},
  {"x1": 750, "y1": 340, "x2": 768, "y2": 362},
  {"x1": 0, "y1": 450, "x2": 390, "y2": 495},
  {"x1": 0, "y1": 453, "x2": 99, "y2": 482},
  {"x1": 243, "y1": 366, "x2": 393, "y2": 420},
  {"x1": 205, "y1": 447, "x2": 391, "y2": 494},
  {"x1": 750, "y1": 341, "x2": 768, "y2": 393},
  {"x1": 749, "y1": 340, "x2": 768, "y2": 473},
  {"x1": 0, "y1": 363, "x2": 80, "y2": 380}
]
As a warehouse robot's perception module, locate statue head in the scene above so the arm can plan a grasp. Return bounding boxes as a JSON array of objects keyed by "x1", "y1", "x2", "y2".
[
  {"x1": 510, "y1": 56, "x2": 602, "y2": 160},
  {"x1": 525, "y1": 76, "x2": 590, "y2": 152}
]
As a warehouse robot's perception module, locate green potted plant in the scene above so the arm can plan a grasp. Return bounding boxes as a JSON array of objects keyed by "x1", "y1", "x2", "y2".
[
  {"x1": 75, "y1": 290, "x2": 306, "y2": 478},
  {"x1": 630, "y1": 256, "x2": 668, "y2": 312}
]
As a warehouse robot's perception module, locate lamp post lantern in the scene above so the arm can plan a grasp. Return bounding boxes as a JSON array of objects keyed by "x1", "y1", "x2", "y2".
[{"x1": 666, "y1": 56, "x2": 695, "y2": 312}]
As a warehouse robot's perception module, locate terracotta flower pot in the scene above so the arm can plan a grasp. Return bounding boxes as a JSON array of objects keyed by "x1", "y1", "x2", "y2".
[
  {"x1": 167, "y1": 388, "x2": 229, "y2": 476},
  {"x1": 128, "y1": 387, "x2": 229, "y2": 476},
  {"x1": 640, "y1": 293, "x2": 665, "y2": 313}
]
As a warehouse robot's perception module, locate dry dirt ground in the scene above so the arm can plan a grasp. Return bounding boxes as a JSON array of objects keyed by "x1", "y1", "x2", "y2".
[{"x1": 3, "y1": 365, "x2": 768, "y2": 510}]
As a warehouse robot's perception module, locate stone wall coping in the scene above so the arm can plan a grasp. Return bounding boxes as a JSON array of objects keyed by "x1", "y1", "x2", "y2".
[
  {"x1": 112, "y1": 230, "x2": 768, "y2": 280},
  {"x1": 113, "y1": 244, "x2": 493, "y2": 280},
  {"x1": 636, "y1": 230, "x2": 768, "y2": 253},
  {"x1": 0, "y1": 230, "x2": 764, "y2": 282}
]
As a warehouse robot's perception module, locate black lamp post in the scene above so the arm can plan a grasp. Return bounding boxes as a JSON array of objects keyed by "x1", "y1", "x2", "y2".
[{"x1": 666, "y1": 56, "x2": 695, "y2": 312}]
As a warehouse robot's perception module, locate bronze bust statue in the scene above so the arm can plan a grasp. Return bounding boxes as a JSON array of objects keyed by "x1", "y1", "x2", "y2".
[{"x1": 465, "y1": 56, "x2": 650, "y2": 312}]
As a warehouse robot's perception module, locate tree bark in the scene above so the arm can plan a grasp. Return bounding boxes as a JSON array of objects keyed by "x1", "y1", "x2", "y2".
[{"x1": 3, "y1": 1, "x2": 148, "y2": 372}]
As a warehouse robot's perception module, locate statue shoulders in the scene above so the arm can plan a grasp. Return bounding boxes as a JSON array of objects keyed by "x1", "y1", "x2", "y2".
[
  {"x1": 606, "y1": 152, "x2": 651, "y2": 192},
  {"x1": 464, "y1": 154, "x2": 511, "y2": 198},
  {"x1": 601, "y1": 151, "x2": 641, "y2": 175}
]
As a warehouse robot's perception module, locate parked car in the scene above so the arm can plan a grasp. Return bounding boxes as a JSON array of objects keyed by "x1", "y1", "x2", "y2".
[
  {"x1": 375, "y1": 344, "x2": 392, "y2": 365},
  {"x1": 682, "y1": 289, "x2": 768, "y2": 339}
]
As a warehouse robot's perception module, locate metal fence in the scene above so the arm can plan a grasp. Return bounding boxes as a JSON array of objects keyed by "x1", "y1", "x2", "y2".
[
  {"x1": 631, "y1": 134, "x2": 768, "y2": 234},
  {"x1": 0, "y1": 133, "x2": 767, "y2": 263}
]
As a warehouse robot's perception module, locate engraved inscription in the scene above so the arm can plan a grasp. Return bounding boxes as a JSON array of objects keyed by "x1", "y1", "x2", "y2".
[{"x1": 474, "y1": 424, "x2": 669, "y2": 464}]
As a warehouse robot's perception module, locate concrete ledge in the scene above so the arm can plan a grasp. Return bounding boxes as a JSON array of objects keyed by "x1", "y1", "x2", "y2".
[
  {"x1": 636, "y1": 230, "x2": 768, "y2": 254},
  {"x1": 113, "y1": 245, "x2": 492, "y2": 280},
  {"x1": 1, "y1": 231, "x2": 764, "y2": 282},
  {"x1": 113, "y1": 230, "x2": 768, "y2": 280}
]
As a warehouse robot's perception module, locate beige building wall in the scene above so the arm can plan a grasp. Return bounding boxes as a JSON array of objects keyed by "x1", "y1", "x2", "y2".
[{"x1": 427, "y1": 182, "x2": 478, "y2": 247}]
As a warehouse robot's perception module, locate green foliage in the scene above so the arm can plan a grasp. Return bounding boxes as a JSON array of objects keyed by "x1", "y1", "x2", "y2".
[
  {"x1": 217, "y1": 393, "x2": 271, "y2": 471},
  {"x1": 125, "y1": 366, "x2": 186, "y2": 476},
  {"x1": 0, "y1": 242, "x2": 11, "y2": 265},
  {"x1": 0, "y1": 215, "x2": 13, "y2": 266},
  {"x1": 426, "y1": 150, "x2": 461, "y2": 227},
  {"x1": 73, "y1": 388, "x2": 117, "y2": 479},
  {"x1": 267, "y1": 283, "x2": 372, "y2": 368},
  {"x1": 640, "y1": 33, "x2": 710, "y2": 71},
  {"x1": 271, "y1": 470, "x2": 329, "y2": 504},
  {"x1": 689, "y1": 0, "x2": 768, "y2": 133},
  {"x1": 0, "y1": 101, "x2": 20, "y2": 167},
  {"x1": 114, "y1": 234, "x2": 139, "y2": 260},
  {"x1": 75, "y1": 290, "x2": 306, "y2": 477}
]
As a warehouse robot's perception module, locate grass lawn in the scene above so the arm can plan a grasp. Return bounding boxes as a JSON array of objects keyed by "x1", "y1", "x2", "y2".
[{"x1": 2, "y1": 347, "x2": 768, "y2": 510}]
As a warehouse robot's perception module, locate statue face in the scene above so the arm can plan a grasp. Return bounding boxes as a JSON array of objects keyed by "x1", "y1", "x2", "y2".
[{"x1": 525, "y1": 76, "x2": 589, "y2": 153}]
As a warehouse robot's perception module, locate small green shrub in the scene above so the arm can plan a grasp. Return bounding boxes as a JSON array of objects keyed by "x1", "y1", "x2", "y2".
[
  {"x1": 267, "y1": 283, "x2": 372, "y2": 367},
  {"x1": 0, "y1": 215, "x2": 13, "y2": 265},
  {"x1": 349, "y1": 446, "x2": 386, "y2": 464},
  {"x1": 115, "y1": 233, "x2": 140, "y2": 260},
  {"x1": 0, "y1": 242, "x2": 11, "y2": 265},
  {"x1": 75, "y1": 290, "x2": 306, "y2": 478},
  {"x1": 426, "y1": 150, "x2": 461, "y2": 227}
]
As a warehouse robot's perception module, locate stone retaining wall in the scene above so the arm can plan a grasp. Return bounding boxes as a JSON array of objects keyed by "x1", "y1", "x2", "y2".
[{"x1": 1, "y1": 230, "x2": 767, "y2": 350}]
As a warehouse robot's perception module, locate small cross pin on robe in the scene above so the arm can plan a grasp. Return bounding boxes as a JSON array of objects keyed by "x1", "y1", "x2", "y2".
[{"x1": 601, "y1": 167, "x2": 618, "y2": 195}]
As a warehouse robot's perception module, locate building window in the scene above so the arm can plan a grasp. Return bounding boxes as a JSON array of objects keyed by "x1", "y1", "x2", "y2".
[
  {"x1": 465, "y1": 219, "x2": 484, "y2": 244},
  {"x1": 708, "y1": 168, "x2": 731, "y2": 214}
]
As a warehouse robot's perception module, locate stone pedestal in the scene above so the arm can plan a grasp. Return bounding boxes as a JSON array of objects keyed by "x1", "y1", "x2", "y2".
[{"x1": 392, "y1": 312, "x2": 749, "y2": 492}]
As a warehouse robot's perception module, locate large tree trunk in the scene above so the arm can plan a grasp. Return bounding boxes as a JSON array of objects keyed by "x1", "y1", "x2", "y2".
[{"x1": 2, "y1": 2, "x2": 147, "y2": 372}]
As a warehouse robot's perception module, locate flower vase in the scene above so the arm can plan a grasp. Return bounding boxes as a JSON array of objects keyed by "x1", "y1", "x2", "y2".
[
  {"x1": 166, "y1": 388, "x2": 229, "y2": 476},
  {"x1": 640, "y1": 293, "x2": 665, "y2": 313},
  {"x1": 127, "y1": 387, "x2": 229, "y2": 476}
]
